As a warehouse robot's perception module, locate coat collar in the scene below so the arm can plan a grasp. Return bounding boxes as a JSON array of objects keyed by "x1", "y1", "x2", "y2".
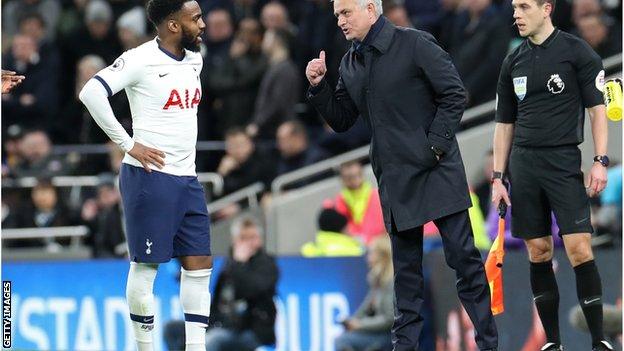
[
  {"x1": 367, "y1": 16, "x2": 394, "y2": 54},
  {"x1": 352, "y1": 16, "x2": 394, "y2": 54}
]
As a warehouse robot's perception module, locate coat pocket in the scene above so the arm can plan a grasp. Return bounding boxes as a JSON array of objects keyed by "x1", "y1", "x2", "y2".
[{"x1": 413, "y1": 126, "x2": 438, "y2": 169}]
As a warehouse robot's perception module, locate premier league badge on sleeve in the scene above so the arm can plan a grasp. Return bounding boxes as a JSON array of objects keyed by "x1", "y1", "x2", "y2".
[
  {"x1": 109, "y1": 57, "x2": 125, "y2": 72},
  {"x1": 513, "y1": 76, "x2": 527, "y2": 101}
]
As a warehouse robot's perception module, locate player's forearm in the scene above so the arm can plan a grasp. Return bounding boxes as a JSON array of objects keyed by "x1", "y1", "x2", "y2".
[
  {"x1": 588, "y1": 105, "x2": 608, "y2": 155},
  {"x1": 79, "y1": 79, "x2": 134, "y2": 152},
  {"x1": 493, "y1": 122, "x2": 514, "y2": 173}
]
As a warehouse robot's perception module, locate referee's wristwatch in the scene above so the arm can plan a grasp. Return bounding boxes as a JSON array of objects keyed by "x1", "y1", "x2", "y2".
[
  {"x1": 491, "y1": 171, "x2": 504, "y2": 183},
  {"x1": 594, "y1": 155, "x2": 610, "y2": 167}
]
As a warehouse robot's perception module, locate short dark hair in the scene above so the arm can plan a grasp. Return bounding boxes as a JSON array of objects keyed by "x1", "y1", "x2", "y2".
[
  {"x1": 146, "y1": 0, "x2": 192, "y2": 26},
  {"x1": 33, "y1": 177, "x2": 54, "y2": 191},
  {"x1": 535, "y1": 0, "x2": 556, "y2": 14},
  {"x1": 18, "y1": 12, "x2": 46, "y2": 28}
]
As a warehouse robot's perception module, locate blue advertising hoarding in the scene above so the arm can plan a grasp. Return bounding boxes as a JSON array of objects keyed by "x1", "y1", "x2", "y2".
[{"x1": 3, "y1": 257, "x2": 369, "y2": 351}]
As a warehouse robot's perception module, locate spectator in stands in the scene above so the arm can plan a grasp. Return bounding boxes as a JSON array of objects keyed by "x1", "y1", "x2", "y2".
[
  {"x1": 60, "y1": 0, "x2": 122, "y2": 104},
  {"x1": 17, "y1": 178, "x2": 73, "y2": 250},
  {"x1": 204, "y1": 18, "x2": 267, "y2": 138},
  {"x1": 259, "y1": 1, "x2": 297, "y2": 54},
  {"x1": 12, "y1": 129, "x2": 72, "y2": 177},
  {"x1": 203, "y1": 8, "x2": 234, "y2": 67},
  {"x1": 2, "y1": 124, "x2": 25, "y2": 177},
  {"x1": 384, "y1": 3, "x2": 413, "y2": 28},
  {"x1": 17, "y1": 12, "x2": 61, "y2": 63},
  {"x1": 330, "y1": 161, "x2": 385, "y2": 245},
  {"x1": 577, "y1": 14, "x2": 622, "y2": 58},
  {"x1": 275, "y1": 120, "x2": 327, "y2": 181},
  {"x1": 197, "y1": 8, "x2": 235, "y2": 141},
  {"x1": 81, "y1": 174, "x2": 126, "y2": 258},
  {"x1": 260, "y1": 1, "x2": 294, "y2": 33},
  {"x1": 164, "y1": 215, "x2": 279, "y2": 351},
  {"x1": 2, "y1": 0, "x2": 61, "y2": 41},
  {"x1": 116, "y1": 7, "x2": 149, "y2": 51},
  {"x1": 446, "y1": 0, "x2": 509, "y2": 106},
  {"x1": 246, "y1": 28, "x2": 301, "y2": 139},
  {"x1": 218, "y1": 127, "x2": 275, "y2": 194},
  {"x1": 572, "y1": 0, "x2": 603, "y2": 26},
  {"x1": 334, "y1": 235, "x2": 393, "y2": 351},
  {"x1": 2, "y1": 33, "x2": 60, "y2": 129},
  {"x1": 301, "y1": 208, "x2": 364, "y2": 257}
]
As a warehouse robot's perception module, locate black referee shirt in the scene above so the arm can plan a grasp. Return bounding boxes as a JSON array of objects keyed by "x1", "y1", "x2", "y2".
[{"x1": 495, "y1": 29, "x2": 605, "y2": 147}]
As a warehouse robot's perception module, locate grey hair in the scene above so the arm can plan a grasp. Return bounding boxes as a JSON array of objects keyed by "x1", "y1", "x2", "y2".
[
  {"x1": 331, "y1": 0, "x2": 383, "y2": 15},
  {"x1": 79, "y1": 55, "x2": 107, "y2": 71},
  {"x1": 230, "y1": 215, "x2": 263, "y2": 239},
  {"x1": 358, "y1": 0, "x2": 383, "y2": 15}
]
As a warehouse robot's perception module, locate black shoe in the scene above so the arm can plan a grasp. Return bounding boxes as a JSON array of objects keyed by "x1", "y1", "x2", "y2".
[
  {"x1": 540, "y1": 343, "x2": 564, "y2": 351},
  {"x1": 593, "y1": 341, "x2": 614, "y2": 351}
]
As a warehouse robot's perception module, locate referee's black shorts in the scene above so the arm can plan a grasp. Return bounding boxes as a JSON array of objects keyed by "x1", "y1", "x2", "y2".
[{"x1": 509, "y1": 145, "x2": 593, "y2": 240}]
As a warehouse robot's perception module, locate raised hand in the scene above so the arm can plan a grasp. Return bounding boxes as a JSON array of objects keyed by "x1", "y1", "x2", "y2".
[
  {"x1": 2, "y1": 70, "x2": 25, "y2": 94},
  {"x1": 305, "y1": 50, "x2": 327, "y2": 87}
]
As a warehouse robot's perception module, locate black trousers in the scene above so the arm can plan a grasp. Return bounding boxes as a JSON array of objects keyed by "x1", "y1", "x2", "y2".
[{"x1": 389, "y1": 209, "x2": 498, "y2": 350}]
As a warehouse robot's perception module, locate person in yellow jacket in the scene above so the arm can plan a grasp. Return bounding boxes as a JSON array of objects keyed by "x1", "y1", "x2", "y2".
[{"x1": 301, "y1": 208, "x2": 365, "y2": 257}]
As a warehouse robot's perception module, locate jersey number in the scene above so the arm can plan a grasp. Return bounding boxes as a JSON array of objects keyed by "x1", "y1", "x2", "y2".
[{"x1": 163, "y1": 88, "x2": 201, "y2": 110}]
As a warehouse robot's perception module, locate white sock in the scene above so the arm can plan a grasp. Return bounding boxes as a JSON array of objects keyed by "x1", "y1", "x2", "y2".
[
  {"x1": 180, "y1": 267, "x2": 212, "y2": 351},
  {"x1": 126, "y1": 262, "x2": 158, "y2": 351}
]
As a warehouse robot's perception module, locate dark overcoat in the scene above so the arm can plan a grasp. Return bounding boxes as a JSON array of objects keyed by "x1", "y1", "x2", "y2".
[{"x1": 308, "y1": 17, "x2": 472, "y2": 232}]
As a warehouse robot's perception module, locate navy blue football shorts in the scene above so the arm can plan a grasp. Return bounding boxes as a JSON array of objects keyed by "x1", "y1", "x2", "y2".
[{"x1": 119, "y1": 164, "x2": 211, "y2": 263}]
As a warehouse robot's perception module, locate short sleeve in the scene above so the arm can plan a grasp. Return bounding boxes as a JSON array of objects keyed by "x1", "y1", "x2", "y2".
[
  {"x1": 93, "y1": 50, "x2": 144, "y2": 97},
  {"x1": 575, "y1": 40, "x2": 605, "y2": 108},
  {"x1": 494, "y1": 56, "x2": 517, "y2": 123}
]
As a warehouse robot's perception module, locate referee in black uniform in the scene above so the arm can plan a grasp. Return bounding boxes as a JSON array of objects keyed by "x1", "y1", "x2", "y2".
[{"x1": 491, "y1": 0, "x2": 612, "y2": 350}]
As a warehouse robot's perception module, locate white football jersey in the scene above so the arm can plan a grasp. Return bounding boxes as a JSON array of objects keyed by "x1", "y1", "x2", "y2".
[{"x1": 95, "y1": 37, "x2": 203, "y2": 176}]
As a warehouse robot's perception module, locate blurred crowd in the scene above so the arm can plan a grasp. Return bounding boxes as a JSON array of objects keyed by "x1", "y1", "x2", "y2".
[{"x1": 1, "y1": 0, "x2": 622, "y2": 255}]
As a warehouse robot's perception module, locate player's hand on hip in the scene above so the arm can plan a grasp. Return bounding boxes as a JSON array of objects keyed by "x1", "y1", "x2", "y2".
[
  {"x1": 491, "y1": 179, "x2": 511, "y2": 207},
  {"x1": 306, "y1": 50, "x2": 327, "y2": 87},
  {"x1": 586, "y1": 162, "x2": 608, "y2": 197},
  {"x1": 128, "y1": 142, "x2": 165, "y2": 172}
]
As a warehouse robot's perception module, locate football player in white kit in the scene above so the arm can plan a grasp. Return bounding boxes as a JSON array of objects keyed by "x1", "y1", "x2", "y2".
[{"x1": 79, "y1": 0, "x2": 211, "y2": 350}]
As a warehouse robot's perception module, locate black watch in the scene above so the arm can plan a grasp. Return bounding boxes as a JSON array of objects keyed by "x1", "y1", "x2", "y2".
[
  {"x1": 594, "y1": 155, "x2": 610, "y2": 167},
  {"x1": 491, "y1": 171, "x2": 504, "y2": 182}
]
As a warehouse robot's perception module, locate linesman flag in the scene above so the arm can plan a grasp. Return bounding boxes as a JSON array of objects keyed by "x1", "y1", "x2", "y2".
[{"x1": 485, "y1": 202, "x2": 507, "y2": 315}]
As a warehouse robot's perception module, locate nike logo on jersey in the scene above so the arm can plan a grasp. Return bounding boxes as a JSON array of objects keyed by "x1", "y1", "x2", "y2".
[
  {"x1": 159, "y1": 73, "x2": 169, "y2": 77},
  {"x1": 575, "y1": 217, "x2": 589, "y2": 224},
  {"x1": 583, "y1": 297, "x2": 601, "y2": 305}
]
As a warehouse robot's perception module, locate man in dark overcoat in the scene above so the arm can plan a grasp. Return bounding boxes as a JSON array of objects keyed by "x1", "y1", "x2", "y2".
[{"x1": 305, "y1": 0, "x2": 498, "y2": 349}]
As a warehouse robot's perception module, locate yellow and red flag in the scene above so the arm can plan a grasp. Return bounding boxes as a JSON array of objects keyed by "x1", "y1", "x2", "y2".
[{"x1": 485, "y1": 203, "x2": 507, "y2": 315}]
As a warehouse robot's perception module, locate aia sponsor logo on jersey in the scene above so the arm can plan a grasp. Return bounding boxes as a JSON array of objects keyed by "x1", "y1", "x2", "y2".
[{"x1": 163, "y1": 88, "x2": 201, "y2": 110}]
